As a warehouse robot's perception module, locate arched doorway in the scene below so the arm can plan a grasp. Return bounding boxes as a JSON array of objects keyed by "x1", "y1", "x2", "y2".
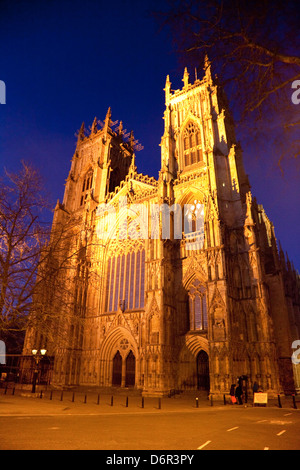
[
  {"x1": 125, "y1": 350, "x2": 135, "y2": 387},
  {"x1": 112, "y1": 351, "x2": 122, "y2": 386},
  {"x1": 197, "y1": 350, "x2": 209, "y2": 390}
]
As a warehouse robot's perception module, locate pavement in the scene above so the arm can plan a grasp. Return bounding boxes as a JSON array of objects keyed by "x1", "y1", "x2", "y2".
[{"x1": 0, "y1": 385, "x2": 299, "y2": 416}]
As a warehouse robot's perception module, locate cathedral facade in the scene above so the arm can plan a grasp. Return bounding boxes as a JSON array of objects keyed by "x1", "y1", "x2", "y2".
[{"x1": 23, "y1": 60, "x2": 300, "y2": 396}]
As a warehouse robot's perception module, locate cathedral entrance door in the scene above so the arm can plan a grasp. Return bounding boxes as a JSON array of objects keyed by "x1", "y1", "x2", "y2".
[
  {"x1": 125, "y1": 350, "x2": 135, "y2": 387},
  {"x1": 197, "y1": 350, "x2": 209, "y2": 390},
  {"x1": 112, "y1": 351, "x2": 122, "y2": 386}
]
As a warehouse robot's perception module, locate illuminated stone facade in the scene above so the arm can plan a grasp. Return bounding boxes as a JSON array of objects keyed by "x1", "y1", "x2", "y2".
[{"x1": 23, "y1": 60, "x2": 300, "y2": 396}]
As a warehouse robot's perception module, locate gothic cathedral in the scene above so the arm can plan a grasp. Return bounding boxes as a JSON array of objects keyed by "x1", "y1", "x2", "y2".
[{"x1": 23, "y1": 60, "x2": 300, "y2": 397}]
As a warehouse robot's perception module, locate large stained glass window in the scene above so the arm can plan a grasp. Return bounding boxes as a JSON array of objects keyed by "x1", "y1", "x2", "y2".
[{"x1": 105, "y1": 250, "x2": 145, "y2": 312}]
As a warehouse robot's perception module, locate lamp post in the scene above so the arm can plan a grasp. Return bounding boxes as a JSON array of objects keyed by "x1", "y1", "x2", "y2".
[{"x1": 31, "y1": 348, "x2": 47, "y2": 393}]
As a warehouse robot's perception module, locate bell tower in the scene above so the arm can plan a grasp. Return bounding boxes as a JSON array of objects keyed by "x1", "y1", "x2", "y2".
[
  {"x1": 60, "y1": 108, "x2": 135, "y2": 216},
  {"x1": 161, "y1": 60, "x2": 285, "y2": 397},
  {"x1": 161, "y1": 57, "x2": 251, "y2": 230}
]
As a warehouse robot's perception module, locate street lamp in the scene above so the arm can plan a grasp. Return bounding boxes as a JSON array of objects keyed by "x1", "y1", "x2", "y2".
[{"x1": 31, "y1": 348, "x2": 47, "y2": 393}]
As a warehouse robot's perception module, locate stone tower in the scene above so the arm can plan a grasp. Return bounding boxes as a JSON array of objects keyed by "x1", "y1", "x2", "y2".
[{"x1": 22, "y1": 60, "x2": 300, "y2": 397}]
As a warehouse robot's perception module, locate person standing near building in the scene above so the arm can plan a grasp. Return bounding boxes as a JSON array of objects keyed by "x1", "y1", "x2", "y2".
[
  {"x1": 235, "y1": 383, "x2": 243, "y2": 405},
  {"x1": 253, "y1": 381, "x2": 259, "y2": 394},
  {"x1": 230, "y1": 384, "x2": 237, "y2": 404}
]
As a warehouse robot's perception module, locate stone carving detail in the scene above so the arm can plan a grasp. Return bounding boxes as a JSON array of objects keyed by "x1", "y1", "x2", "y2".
[{"x1": 209, "y1": 285, "x2": 226, "y2": 342}]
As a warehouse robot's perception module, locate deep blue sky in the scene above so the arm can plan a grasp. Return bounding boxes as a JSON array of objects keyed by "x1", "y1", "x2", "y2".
[{"x1": 0, "y1": 0, "x2": 299, "y2": 270}]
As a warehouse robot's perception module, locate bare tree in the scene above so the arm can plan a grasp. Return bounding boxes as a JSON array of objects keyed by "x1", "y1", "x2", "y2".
[
  {"x1": 26, "y1": 208, "x2": 98, "y2": 353},
  {"x1": 157, "y1": 0, "x2": 300, "y2": 169},
  {"x1": 0, "y1": 161, "x2": 50, "y2": 351},
  {"x1": 0, "y1": 161, "x2": 103, "y2": 355}
]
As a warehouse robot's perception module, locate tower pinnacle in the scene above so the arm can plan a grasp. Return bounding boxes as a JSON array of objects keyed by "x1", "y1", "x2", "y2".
[
  {"x1": 77, "y1": 122, "x2": 85, "y2": 145},
  {"x1": 104, "y1": 107, "x2": 112, "y2": 130},
  {"x1": 182, "y1": 67, "x2": 189, "y2": 88},
  {"x1": 91, "y1": 116, "x2": 97, "y2": 134},
  {"x1": 164, "y1": 75, "x2": 171, "y2": 104},
  {"x1": 203, "y1": 55, "x2": 212, "y2": 82}
]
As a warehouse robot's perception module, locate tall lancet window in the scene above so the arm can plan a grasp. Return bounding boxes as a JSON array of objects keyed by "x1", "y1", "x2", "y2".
[
  {"x1": 188, "y1": 279, "x2": 207, "y2": 330},
  {"x1": 105, "y1": 249, "x2": 145, "y2": 312},
  {"x1": 80, "y1": 169, "x2": 93, "y2": 206},
  {"x1": 183, "y1": 121, "x2": 203, "y2": 168}
]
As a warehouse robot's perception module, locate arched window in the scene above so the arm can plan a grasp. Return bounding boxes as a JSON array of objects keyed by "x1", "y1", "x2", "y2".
[
  {"x1": 184, "y1": 199, "x2": 204, "y2": 233},
  {"x1": 188, "y1": 279, "x2": 207, "y2": 330},
  {"x1": 105, "y1": 249, "x2": 145, "y2": 312},
  {"x1": 183, "y1": 121, "x2": 203, "y2": 168},
  {"x1": 80, "y1": 169, "x2": 93, "y2": 206},
  {"x1": 183, "y1": 199, "x2": 205, "y2": 250}
]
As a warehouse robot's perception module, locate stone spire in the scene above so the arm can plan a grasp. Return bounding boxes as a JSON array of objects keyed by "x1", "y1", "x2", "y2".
[
  {"x1": 104, "y1": 106, "x2": 112, "y2": 130},
  {"x1": 128, "y1": 153, "x2": 137, "y2": 176},
  {"x1": 182, "y1": 67, "x2": 189, "y2": 88},
  {"x1": 77, "y1": 122, "x2": 85, "y2": 145},
  {"x1": 164, "y1": 74, "x2": 171, "y2": 104},
  {"x1": 91, "y1": 116, "x2": 98, "y2": 134},
  {"x1": 203, "y1": 54, "x2": 212, "y2": 83}
]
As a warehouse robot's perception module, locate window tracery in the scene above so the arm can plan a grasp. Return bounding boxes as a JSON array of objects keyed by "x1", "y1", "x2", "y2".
[
  {"x1": 184, "y1": 199, "x2": 204, "y2": 233},
  {"x1": 188, "y1": 279, "x2": 207, "y2": 330},
  {"x1": 105, "y1": 249, "x2": 145, "y2": 312},
  {"x1": 80, "y1": 169, "x2": 93, "y2": 206},
  {"x1": 183, "y1": 121, "x2": 203, "y2": 168}
]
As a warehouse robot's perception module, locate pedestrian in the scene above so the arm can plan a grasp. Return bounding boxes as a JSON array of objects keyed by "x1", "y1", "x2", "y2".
[
  {"x1": 235, "y1": 384, "x2": 243, "y2": 405},
  {"x1": 252, "y1": 381, "x2": 259, "y2": 394},
  {"x1": 230, "y1": 384, "x2": 237, "y2": 404}
]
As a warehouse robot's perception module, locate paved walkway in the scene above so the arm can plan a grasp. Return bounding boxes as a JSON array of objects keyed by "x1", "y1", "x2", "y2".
[{"x1": 0, "y1": 385, "x2": 299, "y2": 416}]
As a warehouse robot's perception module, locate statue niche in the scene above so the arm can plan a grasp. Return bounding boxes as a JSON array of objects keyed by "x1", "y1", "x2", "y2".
[{"x1": 212, "y1": 307, "x2": 226, "y2": 342}]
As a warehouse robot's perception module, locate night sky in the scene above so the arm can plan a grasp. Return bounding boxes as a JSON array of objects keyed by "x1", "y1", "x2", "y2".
[{"x1": 0, "y1": 0, "x2": 299, "y2": 270}]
